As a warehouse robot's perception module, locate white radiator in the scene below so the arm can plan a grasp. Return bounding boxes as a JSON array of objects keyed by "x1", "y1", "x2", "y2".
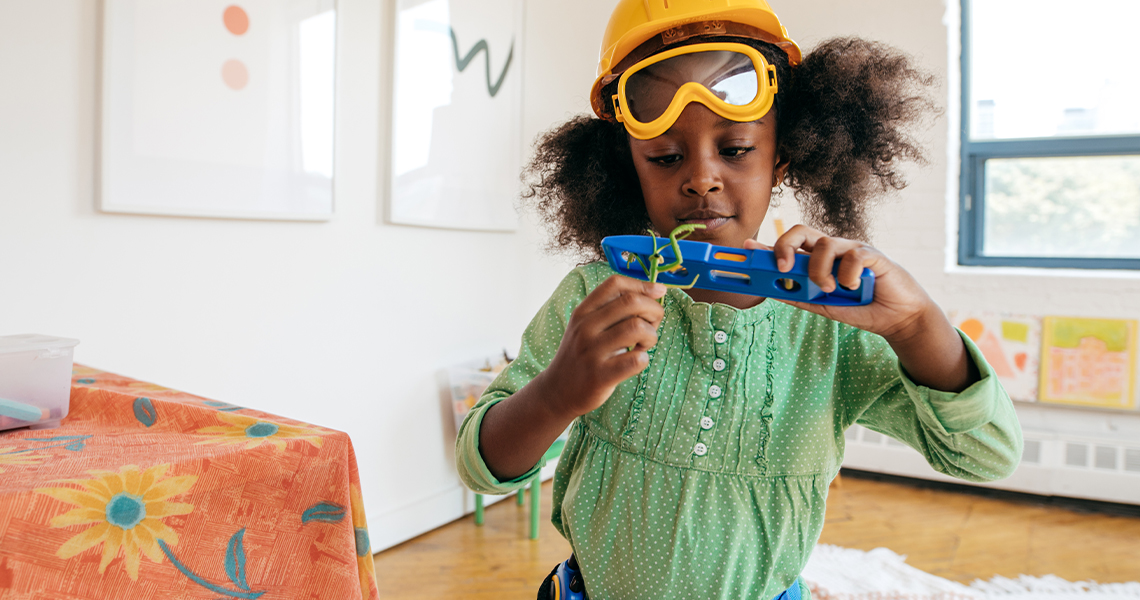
[{"x1": 841, "y1": 420, "x2": 1140, "y2": 505}]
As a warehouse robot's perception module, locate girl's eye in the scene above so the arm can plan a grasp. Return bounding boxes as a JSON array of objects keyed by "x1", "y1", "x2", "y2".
[
  {"x1": 721, "y1": 146, "x2": 756, "y2": 158},
  {"x1": 648, "y1": 154, "x2": 681, "y2": 166}
]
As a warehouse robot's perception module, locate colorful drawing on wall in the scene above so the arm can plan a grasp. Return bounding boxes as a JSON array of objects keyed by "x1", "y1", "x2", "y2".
[
  {"x1": 100, "y1": 0, "x2": 336, "y2": 220},
  {"x1": 1039, "y1": 317, "x2": 1138, "y2": 410},
  {"x1": 949, "y1": 311, "x2": 1041, "y2": 402},
  {"x1": 387, "y1": 0, "x2": 523, "y2": 231}
]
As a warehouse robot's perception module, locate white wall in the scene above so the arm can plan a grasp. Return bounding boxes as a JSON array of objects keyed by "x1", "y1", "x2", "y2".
[
  {"x1": 3, "y1": 0, "x2": 1136, "y2": 556},
  {"x1": 0, "y1": 0, "x2": 601, "y2": 551}
]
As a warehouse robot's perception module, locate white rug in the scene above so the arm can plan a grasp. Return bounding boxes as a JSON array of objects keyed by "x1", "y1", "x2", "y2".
[{"x1": 802, "y1": 545, "x2": 1140, "y2": 600}]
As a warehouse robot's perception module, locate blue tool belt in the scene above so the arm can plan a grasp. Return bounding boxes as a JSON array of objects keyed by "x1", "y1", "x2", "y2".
[{"x1": 538, "y1": 554, "x2": 804, "y2": 600}]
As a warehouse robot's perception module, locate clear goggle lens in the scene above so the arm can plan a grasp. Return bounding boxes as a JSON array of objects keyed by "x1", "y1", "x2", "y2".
[{"x1": 624, "y1": 50, "x2": 760, "y2": 124}]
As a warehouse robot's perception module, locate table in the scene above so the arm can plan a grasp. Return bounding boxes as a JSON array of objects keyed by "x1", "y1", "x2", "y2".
[{"x1": 0, "y1": 365, "x2": 378, "y2": 600}]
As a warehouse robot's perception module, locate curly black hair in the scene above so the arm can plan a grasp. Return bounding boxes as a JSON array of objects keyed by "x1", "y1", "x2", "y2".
[{"x1": 521, "y1": 36, "x2": 938, "y2": 263}]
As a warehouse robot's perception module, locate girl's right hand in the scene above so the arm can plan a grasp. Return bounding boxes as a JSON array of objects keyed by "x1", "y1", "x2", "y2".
[{"x1": 543, "y1": 275, "x2": 666, "y2": 418}]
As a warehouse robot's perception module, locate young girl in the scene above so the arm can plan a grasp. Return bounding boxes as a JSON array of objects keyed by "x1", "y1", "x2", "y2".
[{"x1": 457, "y1": 1, "x2": 1022, "y2": 598}]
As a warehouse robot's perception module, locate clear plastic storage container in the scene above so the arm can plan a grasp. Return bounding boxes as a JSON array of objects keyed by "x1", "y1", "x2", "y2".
[{"x1": 0, "y1": 334, "x2": 80, "y2": 432}]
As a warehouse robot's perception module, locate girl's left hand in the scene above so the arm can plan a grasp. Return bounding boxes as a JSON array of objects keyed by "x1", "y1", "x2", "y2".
[{"x1": 744, "y1": 224, "x2": 937, "y2": 343}]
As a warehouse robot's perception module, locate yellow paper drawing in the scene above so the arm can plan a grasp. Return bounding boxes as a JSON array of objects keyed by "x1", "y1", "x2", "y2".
[{"x1": 1039, "y1": 317, "x2": 1138, "y2": 409}]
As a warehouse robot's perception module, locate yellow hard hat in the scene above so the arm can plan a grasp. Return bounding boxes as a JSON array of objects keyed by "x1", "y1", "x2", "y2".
[{"x1": 591, "y1": 0, "x2": 801, "y2": 120}]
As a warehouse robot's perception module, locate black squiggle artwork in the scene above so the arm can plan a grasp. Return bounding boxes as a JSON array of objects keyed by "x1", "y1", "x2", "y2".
[{"x1": 449, "y1": 28, "x2": 514, "y2": 98}]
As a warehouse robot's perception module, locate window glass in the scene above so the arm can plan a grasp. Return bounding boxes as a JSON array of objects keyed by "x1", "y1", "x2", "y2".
[
  {"x1": 969, "y1": 0, "x2": 1140, "y2": 140},
  {"x1": 983, "y1": 155, "x2": 1140, "y2": 258}
]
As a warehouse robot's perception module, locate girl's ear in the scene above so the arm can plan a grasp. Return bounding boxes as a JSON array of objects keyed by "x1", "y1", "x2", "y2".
[{"x1": 772, "y1": 156, "x2": 791, "y2": 188}]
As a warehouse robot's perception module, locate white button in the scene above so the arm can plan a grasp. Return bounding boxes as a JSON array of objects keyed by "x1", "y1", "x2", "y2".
[
  {"x1": 701, "y1": 417, "x2": 714, "y2": 430},
  {"x1": 694, "y1": 443, "x2": 708, "y2": 456},
  {"x1": 709, "y1": 385, "x2": 722, "y2": 398},
  {"x1": 713, "y1": 358, "x2": 727, "y2": 372},
  {"x1": 714, "y1": 331, "x2": 728, "y2": 344}
]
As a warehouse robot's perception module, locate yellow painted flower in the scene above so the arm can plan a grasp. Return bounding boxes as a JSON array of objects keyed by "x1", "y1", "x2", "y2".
[
  {"x1": 351, "y1": 484, "x2": 377, "y2": 599},
  {"x1": 72, "y1": 365, "x2": 101, "y2": 377},
  {"x1": 0, "y1": 447, "x2": 44, "y2": 474},
  {"x1": 194, "y1": 412, "x2": 323, "y2": 452},
  {"x1": 127, "y1": 381, "x2": 176, "y2": 393},
  {"x1": 36, "y1": 464, "x2": 196, "y2": 580}
]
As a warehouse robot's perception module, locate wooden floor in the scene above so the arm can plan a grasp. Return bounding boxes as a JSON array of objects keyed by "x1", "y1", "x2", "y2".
[{"x1": 373, "y1": 471, "x2": 1140, "y2": 599}]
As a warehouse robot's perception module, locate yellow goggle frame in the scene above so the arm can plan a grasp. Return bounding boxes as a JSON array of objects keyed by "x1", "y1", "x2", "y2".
[{"x1": 612, "y1": 42, "x2": 778, "y2": 140}]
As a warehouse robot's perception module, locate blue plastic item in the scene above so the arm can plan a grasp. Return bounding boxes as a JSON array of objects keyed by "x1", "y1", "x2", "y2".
[
  {"x1": 551, "y1": 555, "x2": 587, "y2": 600},
  {"x1": 0, "y1": 397, "x2": 46, "y2": 422},
  {"x1": 602, "y1": 235, "x2": 874, "y2": 306}
]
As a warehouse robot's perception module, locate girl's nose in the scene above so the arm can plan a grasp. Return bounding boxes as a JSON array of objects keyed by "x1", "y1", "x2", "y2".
[{"x1": 683, "y1": 156, "x2": 723, "y2": 197}]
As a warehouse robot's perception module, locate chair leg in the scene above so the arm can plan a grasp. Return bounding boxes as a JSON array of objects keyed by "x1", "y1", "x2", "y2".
[
  {"x1": 517, "y1": 486, "x2": 525, "y2": 505},
  {"x1": 530, "y1": 476, "x2": 540, "y2": 540},
  {"x1": 474, "y1": 493, "x2": 484, "y2": 526}
]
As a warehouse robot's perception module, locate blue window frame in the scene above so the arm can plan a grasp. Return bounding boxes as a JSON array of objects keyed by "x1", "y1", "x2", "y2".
[{"x1": 958, "y1": 0, "x2": 1140, "y2": 269}]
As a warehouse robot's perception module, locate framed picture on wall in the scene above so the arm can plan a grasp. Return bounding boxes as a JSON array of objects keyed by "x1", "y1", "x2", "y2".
[
  {"x1": 386, "y1": 0, "x2": 523, "y2": 232},
  {"x1": 100, "y1": 0, "x2": 337, "y2": 221}
]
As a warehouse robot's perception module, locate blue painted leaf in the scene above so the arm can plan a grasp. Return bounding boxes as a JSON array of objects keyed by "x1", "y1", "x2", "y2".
[
  {"x1": 301, "y1": 502, "x2": 346, "y2": 524},
  {"x1": 225, "y1": 528, "x2": 250, "y2": 591},
  {"x1": 159, "y1": 538, "x2": 265, "y2": 598},
  {"x1": 133, "y1": 397, "x2": 157, "y2": 427},
  {"x1": 204, "y1": 401, "x2": 244, "y2": 412},
  {"x1": 77, "y1": 378, "x2": 95, "y2": 384},
  {"x1": 26, "y1": 435, "x2": 90, "y2": 452},
  {"x1": 355, "y1": 527, "x2": 371, "y2": 557}
]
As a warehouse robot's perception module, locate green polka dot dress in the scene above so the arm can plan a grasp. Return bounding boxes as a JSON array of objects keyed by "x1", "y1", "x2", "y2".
[{"x1": 457, "y1": 262, "x2": 1022, "y2": 600}]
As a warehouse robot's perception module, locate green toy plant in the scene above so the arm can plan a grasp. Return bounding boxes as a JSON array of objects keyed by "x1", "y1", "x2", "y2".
[{"x1": 624, "y1": 224, "x2": 706, "y2": 306}]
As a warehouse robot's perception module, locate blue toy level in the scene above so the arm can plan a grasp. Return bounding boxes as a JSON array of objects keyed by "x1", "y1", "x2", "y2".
[{"x1": 601, "y1": 235, "x2": 874, "y2": 306}]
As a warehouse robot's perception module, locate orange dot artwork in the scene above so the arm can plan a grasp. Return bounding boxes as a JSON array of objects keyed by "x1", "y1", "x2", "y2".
[
  {"x1": 959, "y1": 318, "x2": 984, "y2": 342},
  {"x1": 223, "y1": 5, "x2": 250, "y2": 35},
  {"x1": 222, "y1": 59, "x2": 249, "y2": 90}
]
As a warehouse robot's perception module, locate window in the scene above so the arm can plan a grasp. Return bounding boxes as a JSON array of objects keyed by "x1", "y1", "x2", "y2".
[{"x1": 959, "y1": 0, "x2": 1140, "y2": 269}]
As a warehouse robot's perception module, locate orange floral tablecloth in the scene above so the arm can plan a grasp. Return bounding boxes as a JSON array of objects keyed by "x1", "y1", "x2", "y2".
[{"x1": 0, "y1": 365, "x2": 378, "y2": 600}]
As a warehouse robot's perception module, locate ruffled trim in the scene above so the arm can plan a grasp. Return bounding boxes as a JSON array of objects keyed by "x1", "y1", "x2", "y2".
[
  {"x1": 621, "y1": 292, "x2": 672, "y2": 447},
  {"x1": 755, "y1": 310, "x2": 778, "y2": 474}
]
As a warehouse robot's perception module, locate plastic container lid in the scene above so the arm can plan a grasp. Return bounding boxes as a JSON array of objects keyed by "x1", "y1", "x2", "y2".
[{"x1": 0, "y1": 334, "x2": 81, "y2": 356}]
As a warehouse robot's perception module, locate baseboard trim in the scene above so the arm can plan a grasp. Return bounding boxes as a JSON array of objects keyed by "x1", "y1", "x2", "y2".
[{"x1": 372, "y1": 461, "x2": 559, "y2": 552}]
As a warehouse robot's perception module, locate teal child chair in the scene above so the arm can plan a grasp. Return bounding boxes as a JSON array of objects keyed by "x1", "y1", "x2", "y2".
[{"x1": 473, "y1": 438, "x2": 565, "y2": 539}]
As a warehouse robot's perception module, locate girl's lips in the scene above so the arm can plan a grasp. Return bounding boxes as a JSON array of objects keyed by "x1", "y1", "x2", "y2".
[{"x1": 680, "y1": 217, "x2": 730, "y2": 231}]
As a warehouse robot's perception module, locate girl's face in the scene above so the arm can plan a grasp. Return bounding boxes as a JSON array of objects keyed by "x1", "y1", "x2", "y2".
[{"x1": 628, "y1": 102, "x2": 787, "y2": 249}]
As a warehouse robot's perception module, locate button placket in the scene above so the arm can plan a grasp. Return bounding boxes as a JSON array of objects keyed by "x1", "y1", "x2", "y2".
[{"x1": 695, "y1": 312, "x2": 734, "y2": 461}]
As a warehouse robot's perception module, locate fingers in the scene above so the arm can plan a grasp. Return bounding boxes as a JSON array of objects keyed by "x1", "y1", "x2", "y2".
[
  {"x1": 807, "y1": 237, "x2": 851, "y2": 292},
  {"x1": 567, "y1": 275, "x2": 666, "y2": 357},
  {"x1": 593, "y1": 348, "x2": 652, "y2": 389},
  {"x1": 772, "y1": 225, "x2": 823, "y2": 273},
  {"x1": 774, "y1": 225, "x2": 869, "y2": 293},
  {"x1": 553, "y1": 276, "x2": 667, "y2": 406},
  {"x1": 575, "y1": 277, "x2": 665, "y2": 335},
  {"x1": 835, "y1": 246, "x2": 878, "y2": 291},
  {"x1": 596, "y1": 311, "x2": 660, "y2": 353},
  {"x1": 742, "y1": 239, "x2": 773, "y2": 251},
  {"x1": 574, "y1": 275, "x2": 665, "y2": 319}
]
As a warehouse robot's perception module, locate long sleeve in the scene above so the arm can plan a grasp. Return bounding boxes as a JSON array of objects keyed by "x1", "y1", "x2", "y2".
[
  {"x1": 455, "y1": 268, "x2": 588, "y2": 494},
  {"x1": 839, "y1": 327, "x2": 1023, "y2": 482}
]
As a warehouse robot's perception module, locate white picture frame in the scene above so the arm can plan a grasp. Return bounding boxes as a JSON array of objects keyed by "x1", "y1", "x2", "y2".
[
  {"x1": 386, "y1": 0, "x2": 523, "y2": 232},
  {"x1": 100, "y1": 0, "x2": 337, "y2": 221}
]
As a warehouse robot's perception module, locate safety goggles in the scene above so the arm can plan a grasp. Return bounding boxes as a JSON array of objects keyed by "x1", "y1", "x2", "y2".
[{"x1": 610, "y1": 42, "x2": 778, "y2": 140}]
